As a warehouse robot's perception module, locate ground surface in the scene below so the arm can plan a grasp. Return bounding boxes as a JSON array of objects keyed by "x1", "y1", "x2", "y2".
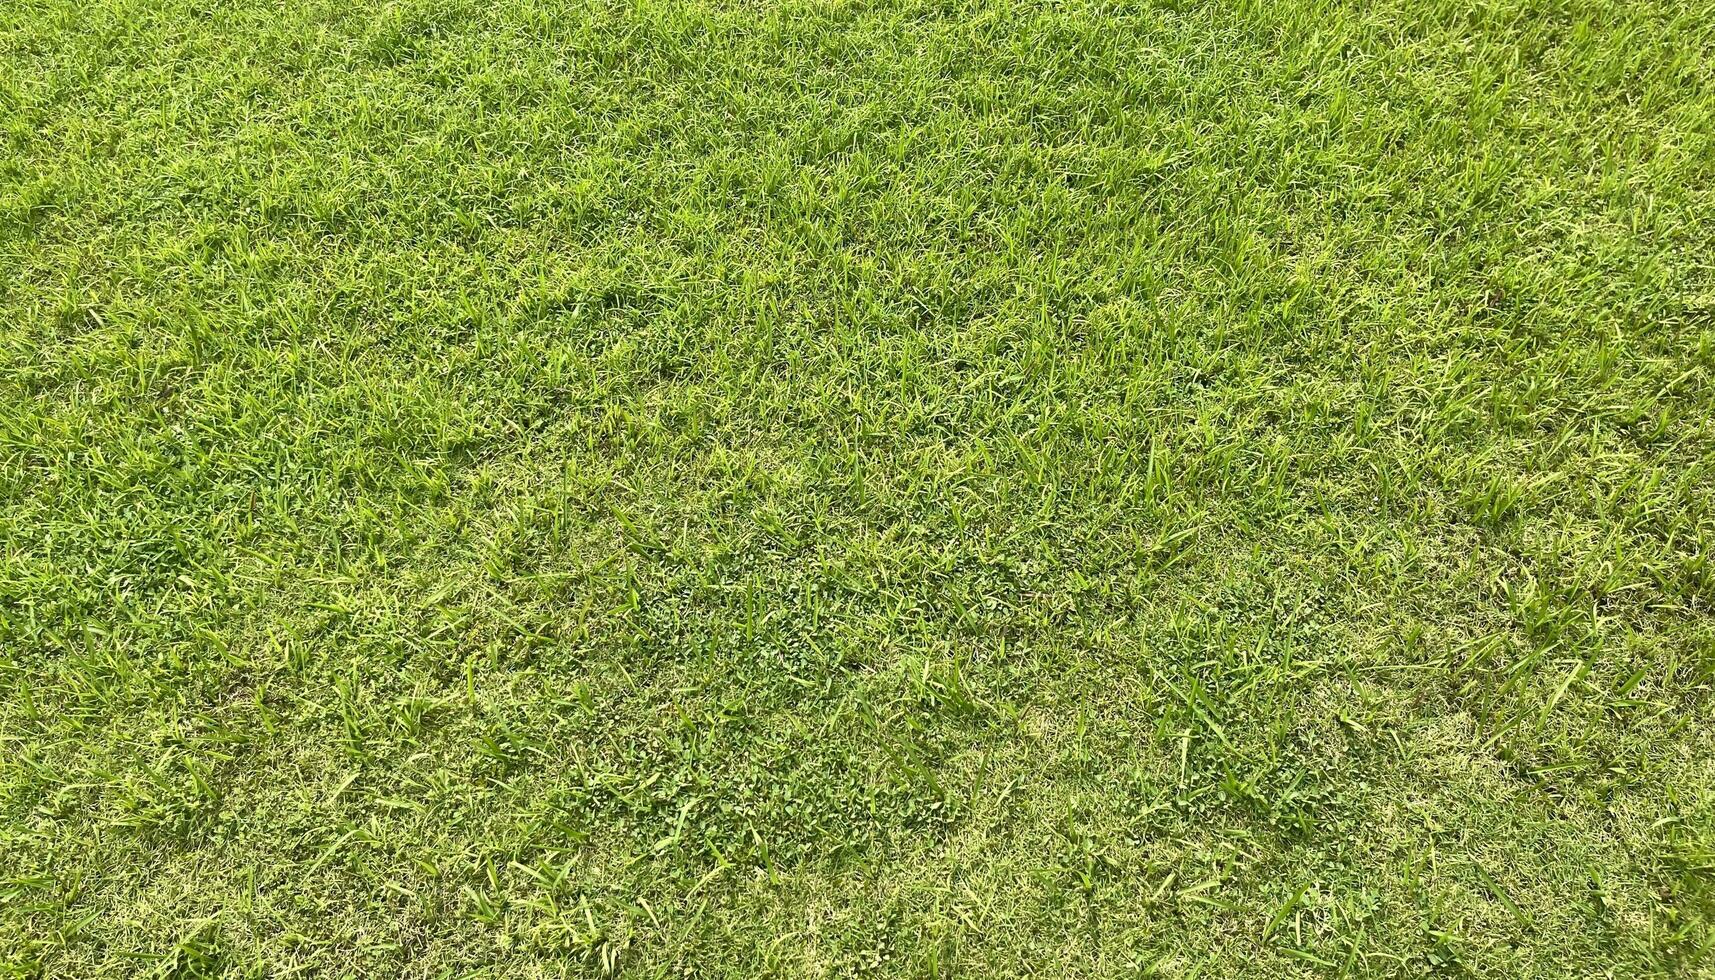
[{"x1": 2, "y1": 0, "x2": 1714, "y2": 976}]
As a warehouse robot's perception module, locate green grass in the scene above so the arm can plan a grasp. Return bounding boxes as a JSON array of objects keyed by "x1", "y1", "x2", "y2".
[{"x1": 2, "y1": 0, "x2": 1713, "y2": 975}]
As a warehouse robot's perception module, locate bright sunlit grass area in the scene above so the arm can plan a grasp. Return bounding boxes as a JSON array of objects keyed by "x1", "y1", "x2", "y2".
[{"x1": 3, "y1": 0, "x2": 1713, "y2": 975}]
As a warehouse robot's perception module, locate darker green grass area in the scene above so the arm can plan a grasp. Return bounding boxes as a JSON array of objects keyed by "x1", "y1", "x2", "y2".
[{"x1": 2, "y1": 0, "x2": 1713, "y2": 976}]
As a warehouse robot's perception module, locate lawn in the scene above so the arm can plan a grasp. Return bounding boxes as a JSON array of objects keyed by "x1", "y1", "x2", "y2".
[{"x1": 2, "y1": 0, "x2": 1713, "y2": 975}]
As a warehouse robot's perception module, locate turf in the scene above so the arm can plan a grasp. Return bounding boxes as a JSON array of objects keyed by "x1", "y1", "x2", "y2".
[{"x1": 2, "y1": 0, "x2": 1713, "y2": 975}]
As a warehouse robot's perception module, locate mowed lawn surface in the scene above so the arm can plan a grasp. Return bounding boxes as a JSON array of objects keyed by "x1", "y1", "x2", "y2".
[{"x1": 3, "y1": 0, "x2": 1713, "y2": 975}]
